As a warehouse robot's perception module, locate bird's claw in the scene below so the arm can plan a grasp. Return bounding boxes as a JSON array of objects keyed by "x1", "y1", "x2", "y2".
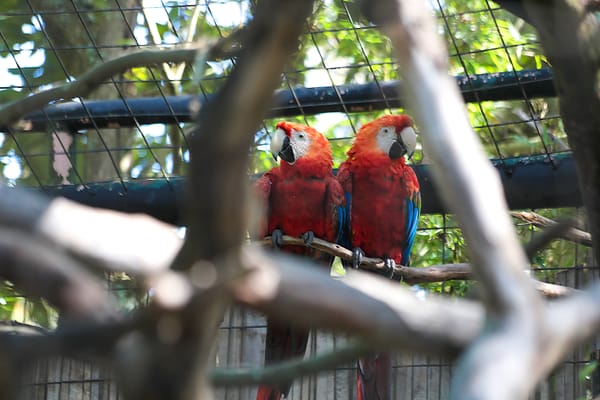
[
  {"x1": 271, "y1": 229, "x2": 284, "y2": 250},
  {"x1": 383, "y1": 258, "x2": 396, "y2": 279},
  {"x1": 302, "y1": 231, "x2": 315, "y2": 246},
  {"x1": 352, "y1": 247, "x2": 364, "y2": 269}
]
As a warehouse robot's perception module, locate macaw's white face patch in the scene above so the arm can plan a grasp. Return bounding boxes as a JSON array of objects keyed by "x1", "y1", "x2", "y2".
[
  {"x1": 376, "y1": 125, "x2": 398, "y2": 155},
  {"x1": 376, "y1": 125, "x2": 417, "y2": 159},
  {"x1": 288, "y1": 129, "x2": 311, "y2": 161}
]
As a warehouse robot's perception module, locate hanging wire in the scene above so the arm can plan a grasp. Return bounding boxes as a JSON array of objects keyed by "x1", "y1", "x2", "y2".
[
  {"x1": 203, "y1": 0, "x2": 275, "y2": 158},
  {"x1": 434, "y1": 0, "x2": 507, "y2": 167},
  {"x1": 341, "y1": 1, "x2": 394, "y2": 112},
  {"x1": 484, "y1": 0, "x2": 557, "y2": 168},
  {"x1": 67, "y1": 0, "x2": 173, "y2": 189},
  {"x1": 145, "y1": 0, "x2": 193, "y2": 149},
  {"x1": 115, "y1": 0, "x2": 197, "y2": 174},
  {"x1": 306, "y1": 23, "x2": 357, "y2": 133}
]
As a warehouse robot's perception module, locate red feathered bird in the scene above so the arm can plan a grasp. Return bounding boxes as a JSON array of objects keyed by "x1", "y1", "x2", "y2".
[
  {"x1": 337, "y1": 114, "x2": 421, "y2": 400},
  {"x1": 254, "y1": 121, "x2": 345, "y2": 400}
]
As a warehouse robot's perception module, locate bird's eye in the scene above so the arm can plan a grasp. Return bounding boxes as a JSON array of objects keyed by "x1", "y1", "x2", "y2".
[
  {"x1": 382, "y1": 128, "x2": 390, "y2": 134},
  {"x1": 298, "y1": 133, "x2": 305, "y2": 139}
]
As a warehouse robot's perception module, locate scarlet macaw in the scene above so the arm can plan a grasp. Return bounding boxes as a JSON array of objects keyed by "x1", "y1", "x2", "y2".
[
  {"x1": 254, "y1": 121, "x2": 345, "y2": 400},
  {"x1": 337, "y1": 114, "x2": 420, "y2": 400}
]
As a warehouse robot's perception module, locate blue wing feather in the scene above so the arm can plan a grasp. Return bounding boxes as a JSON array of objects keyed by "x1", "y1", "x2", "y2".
[
  {"x1": 336, "y1": 203, "x2": 346, "y2": 244},
  {"x1": 339, "y1": 191, "x2": 352, "y2": 249},
  {"x1": 401, "y1": 190, "x2": 421, "y2": 266}
]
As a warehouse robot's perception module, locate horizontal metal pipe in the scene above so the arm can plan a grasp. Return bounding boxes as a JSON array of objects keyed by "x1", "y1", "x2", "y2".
[
  {"x1": 13, "y1": 68, "x2": 555, "y2": 132},
  {"x1": 39, "y1": 152, "x2": 581, "y2": 225}
]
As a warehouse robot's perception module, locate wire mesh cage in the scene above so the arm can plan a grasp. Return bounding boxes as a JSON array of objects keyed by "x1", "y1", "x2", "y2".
[{"x1": 0, "y1": 0, "x2": 598, "y2": 399}]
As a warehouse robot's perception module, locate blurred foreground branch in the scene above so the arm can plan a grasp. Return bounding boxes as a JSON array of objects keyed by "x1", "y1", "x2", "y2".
[{"x1": 0, "y1": 184, "x2": 576, "y2": 298}]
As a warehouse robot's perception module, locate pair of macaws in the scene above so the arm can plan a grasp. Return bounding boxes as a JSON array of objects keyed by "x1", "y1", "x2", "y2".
[{"x1": 254, "y1": 115, "x2": 421, "y2": 400}]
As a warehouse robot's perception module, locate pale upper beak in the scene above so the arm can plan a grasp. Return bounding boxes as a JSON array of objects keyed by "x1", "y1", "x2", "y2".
[{"x1": 270, "y1": 128, "x2": 295, "y2": 163}]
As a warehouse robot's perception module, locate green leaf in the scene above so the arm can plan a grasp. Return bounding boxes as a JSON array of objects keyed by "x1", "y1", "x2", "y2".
[{"x1": 578, "y1": 360, "x2": 598, "y2": 382}]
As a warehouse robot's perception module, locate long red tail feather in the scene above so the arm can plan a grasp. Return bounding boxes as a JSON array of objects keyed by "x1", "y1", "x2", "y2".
[
  {"x1": 256, "y1": 317, "x2": 310, "y2": 400},
  {"x1": 357, "y1": 353, "x2": 392, "y2": 400}
]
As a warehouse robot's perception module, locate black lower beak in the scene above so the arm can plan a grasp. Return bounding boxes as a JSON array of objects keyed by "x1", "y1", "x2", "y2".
[
  {"x1": 389, "y1": 140, "x2": 407, "y2": 159},
  {"x1": 278, "y1": 136, "x2": 295, "y2": 163}
]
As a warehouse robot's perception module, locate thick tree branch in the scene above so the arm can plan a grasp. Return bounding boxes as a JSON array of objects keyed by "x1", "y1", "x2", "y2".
[
  {"x1": 0, "y1": 315, "x2": 144, "y2": 361},
  {"x1": 0, "y1": 35, "x2": 242, "y2": 130},
  {"x1": 537, "y1": 283, "x2": 600, "y2": 380},
  {"x1": 370, "y1": 0, "x2": 539, "y2": 318},
  {"x1": 177, "y1": 0, "x2": 316, "y2": 267},
  {"x1": 1, "y1": 245, "x2": 597, "y2": 393},
  {"x1": 0, "y1": 228, "x2": 118, "y2": 323},
  {"x1": 217, "y1": 282, "x2": 600, "y2": 389},
  {"x1": 38, "y1": 197, "x2": 182, "y2": 275},
  {"x1": 158, "y1": 2, "x2": 318, "y2": 400},
  {"x1": 230, "y1": 246, "x2": 484, "y2": 356},
  {"x1": 0, "y1": 185, "x2": 182, "y2": 275},
  {"x1": 363, "y1": 0, "x2": 544, "y2": 398}
]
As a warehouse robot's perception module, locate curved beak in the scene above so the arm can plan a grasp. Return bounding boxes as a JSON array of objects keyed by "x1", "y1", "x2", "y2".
[
  {"x1": 270, "y1": 128, "x2": 295, "y2": 164},
  {"x1": 389, "y1": 126, "x2": 417, "y2": 160}
]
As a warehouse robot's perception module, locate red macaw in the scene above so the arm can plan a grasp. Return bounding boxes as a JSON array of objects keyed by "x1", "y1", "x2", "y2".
[
  {"x1": 337, "y1": 114, "x2": 421, "y2": 400},
  {"x1": 254, "y1": 121, "x2": 345, "y2": 400}
]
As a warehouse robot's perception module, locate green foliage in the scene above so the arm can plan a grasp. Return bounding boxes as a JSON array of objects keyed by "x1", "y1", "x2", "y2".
[
  {"x1": 411, "y1": 214, "x2": 473, "y2": 296},
  {"x1": 108, "y1": 273, "x2": 149, "y2": 312},
  {"x1": 0, "y1": 282, "x2": 58, "y2": 328},
  {"x1": 413, "y1": 207, "x2": 591, "y2": 296},
  {"x1": 515, "y1": 208, "x2": 591, "y2": 284},
  {"x1": 578, "y1": 359, "x2": 598, "y2": 384}
]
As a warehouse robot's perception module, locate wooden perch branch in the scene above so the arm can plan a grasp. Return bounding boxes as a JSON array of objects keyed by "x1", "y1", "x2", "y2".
[
  {"x1": 262, "y1": 235, "x2": 576, "y2": 297},
  {"x1": 262, "y1": 235, "x2": 471, "y2": 282},
  {"x1": 512, "y1": 211, "x2": 593, "y2": 247}
]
